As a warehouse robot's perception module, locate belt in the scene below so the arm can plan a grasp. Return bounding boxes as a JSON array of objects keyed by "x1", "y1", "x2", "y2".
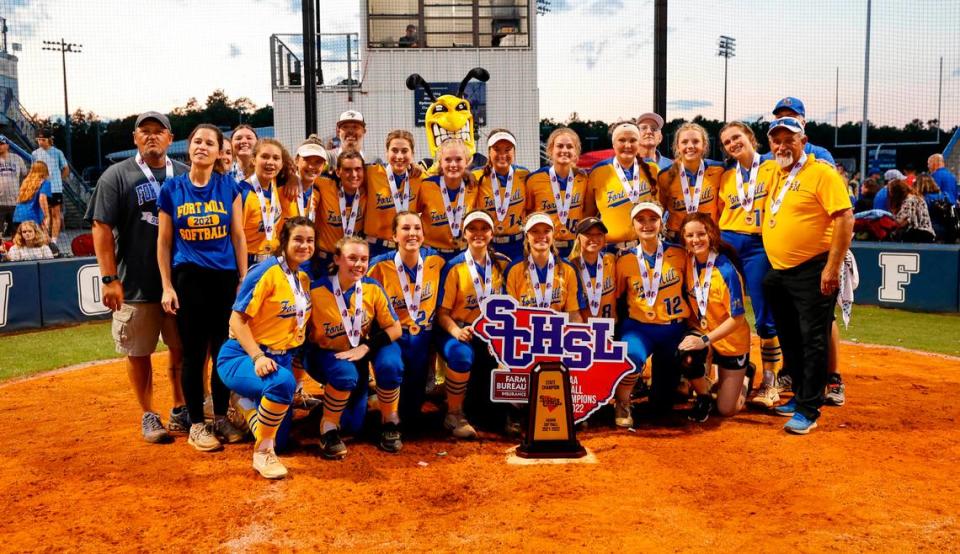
[
  {"x1": 367, "y1": 236, "x2": 397, "y2": 249},
  {"x1": 492, "y1": 232, "x2": 523, "y2": 244},
  {"x1": 260, "y1": 345, "x2": 287, "y2": 356}
]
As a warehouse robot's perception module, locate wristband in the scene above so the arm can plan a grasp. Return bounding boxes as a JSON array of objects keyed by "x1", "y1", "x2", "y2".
[
  {"x1": 251, "y1": 352, "x2": 266, "y2": 363},
  {"x1": 700, "y1": 334, "x2": 710, "y2": 345},
  {"x1": 361, "y1": 330, "x2": 392, "y2": 351}
]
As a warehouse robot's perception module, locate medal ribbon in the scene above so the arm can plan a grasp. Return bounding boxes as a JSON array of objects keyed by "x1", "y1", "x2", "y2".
[
  {"x1": 549, "y1": 166, "x2": 574, "y2": 226},
  {"x1": 295, "y1": 176, "x2": 316, "y2": 222},
  {"x1": 578, "y1": 256, "x2": 604, "y2": 317},
  {"x1": 490, "y1": 167, "x2": 515, "y2": 223},
  {"x1": 690, "y1": 252, "x2": 718, "y2": 323},
  {"x1": 393, "y1": 252, "x2": 424, "y2": 324},
  {"x1": 250, "y1": 174, "x2": 282, "y2": 243},
  {"x1": 527, "y1": 254, "x2": 556, "y2": 308},
  {"x1": 769, "y1": 153, "x2": 808, "y2": 216},
  {"x1": 385, "y1": 164, "x2": 411, "y2": 213},
  {"x1": 278, "y1": 257, "x2": 308, "y2": 332},
  {"x1": 613, "y1": 158, "x2": 642, "y2": 203},
  {"x1": 636, "y1": 242, "x2": 664, "y2": 309},
  {"x1": 440, "y1": 180, "x2": 467, "y2": 238},
  {"x1": 338, "y1": 185, "x2": 361, "y2": 237},
  {"x1": 332, "y1": 276, "x2": 364, "y2": 348},
  {"x1": 735, "y1": 153, "x2": 761, "y2": 213},
  {"x1": 679, "y1": 161, "x2": 705, "y2": 214},
  {"x1": 134, "y1": 153, "x2": 173, "y2": 201},
  {"x1": 465, "y1": 248, "x2": 493, "y2": 305}
]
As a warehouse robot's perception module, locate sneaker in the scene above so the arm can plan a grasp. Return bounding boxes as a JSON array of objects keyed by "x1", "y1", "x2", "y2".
[
  {"x1": 187, "y1": 422, "x2": 223, "y2": 452},
  {"x1": 783, "y1": 412, "x2": 818, "y2": 435},
  {"x1": 293, "y1": 387, "x2": 322, "y2": 411},
  {"x1": 774, "y1": 398, "x2": 797, "y2": 417},
  {"x1": 320, "y1": 428, "x2": 348, "y2": 459},
  {"x1": 749, "y1": 384, "x2": 780, "y2": 409},
  {"x1": 379, "y1": 422, "x2": 403, "y2": 453},
  {"x1": 252, "y1": 448, "x2": 288, "y2": 479},
  {"x1": 776, "y1": 372, "x2": 793, "y2": 395},
  {"x1": 444, "y1": 411, "x2": 478, "y2": 439},
  {"x1": 614, "y1": 399, "x2": 634, "y2": 428},
  {"x1": 688, "y1": 395, "x2": 714, "y2": 423},
  {"x1": 213, "y1": 416, "x2": 246, "y2": 444},
  {"x1": 167, "y1": 406, "x2": 191, "y2": 434},
  {"x1": 141, "y1": 412, "x2": 173, "y2": 444},
  {"x1": 825, "y1": 374, "x2": 846, "y2": 407}
]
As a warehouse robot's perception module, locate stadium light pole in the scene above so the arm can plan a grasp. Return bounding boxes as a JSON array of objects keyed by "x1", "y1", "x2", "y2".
[
  {"x1": 42, "y1": 38, "x2": 82, "y2": 164},
  {"x1": 717, "y1": 35, "x2": 736, "y2": 122},
  {"x1": 302, "y1": 0, "x2": 318, "y2": 137}
]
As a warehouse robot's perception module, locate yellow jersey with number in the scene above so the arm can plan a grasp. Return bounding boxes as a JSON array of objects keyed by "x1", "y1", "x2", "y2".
[
  {"x1": 240, "y1": 181, "x2": 284, "y2": 256},
  {"x1": 313, "y1": 175, "x2": 366, "y2": 255},
  {"x1": 366, "y1": 247, "x2": 445, "y2": 329},
  {"x1": 657, "y1": 162, "x2": 724, "y2": 233},
  {"x1": 415, "y1": 176, "x2": 480, "y2": 251},
  {"x1": 473, "y1": 166, "x2": 529, "y2": 238},
  {"x1": 363, "y1": 164, "x2": 423, "y2": 241},
  {"x1": 505, "y1": 257, "x2": 585, "y2": 313},
  {"x1": 761, "y1": 156, "x2": 852, "y2": 270},
  {"x1": 525, "y1": 166, "x2": 589, "y2": 242},
  {"x1": 307, "y1": 276, "x2": 397, "y2": 351},
  {"x1": 438, "y1": 251, "x2": 509, "y2": 324},
  {"x1": 717, "y1": 160, "x2": 778, "y2": 235},
  {"x1": 568, "y1": 252, "x2": 618, "y2": 321},
  {"x1": 616, "y1": 244, "x2": 690, "y2": 324},
  {"x1": 587, "y1": 158, "x2": 659, "y2": 243},
  {"x1": 685, "y1": 253, "x2": 750, "y2": 356}
]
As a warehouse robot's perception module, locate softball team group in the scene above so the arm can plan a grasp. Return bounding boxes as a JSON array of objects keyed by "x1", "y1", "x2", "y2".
[{"x1": 149, "y1": 109, "x2": 843, "y2": 480}]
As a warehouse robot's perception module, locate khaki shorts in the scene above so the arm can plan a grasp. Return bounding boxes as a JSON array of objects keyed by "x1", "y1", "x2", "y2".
[{"x1": 112, "y1": 302, "x2": 182, "y2": 357}]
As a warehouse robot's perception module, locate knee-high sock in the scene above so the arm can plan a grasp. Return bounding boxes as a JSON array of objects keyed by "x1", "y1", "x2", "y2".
[
  {"x1": 376, "y1": 386, "x2": 400, "y2": 424},
  {"x1": 760, "y1": 336, "x2": 783, "y2": 384},
  {"x1": 616, "y1": 373, "x2": 639, "y2": 402},
  {"x1": 444, "y1": 368, "x2": 470, "y2": 413},
  {"x1": 235, "y1": 395, "x2": 259, "y2": 441},
  {"x1": 255, "y1": 397, "x2": 289, "y2": 448},
  {"x1": 321, "y1": 386, "x2": 351, "y2": 432}
]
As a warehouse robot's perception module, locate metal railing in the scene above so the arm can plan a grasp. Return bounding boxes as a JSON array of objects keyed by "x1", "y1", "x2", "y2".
[{"x1": 270, "y1": 33, "x2": 361, "y2": 92}]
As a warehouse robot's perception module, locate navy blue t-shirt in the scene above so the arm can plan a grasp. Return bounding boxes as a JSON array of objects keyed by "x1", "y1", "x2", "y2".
[{"x1": 157, "y1": 171, "x2": 239, "y2": 270}]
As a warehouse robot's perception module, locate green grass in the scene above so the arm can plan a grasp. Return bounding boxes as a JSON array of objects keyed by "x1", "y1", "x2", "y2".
[{"x1": 0, "y1": 303, "x2": 956, "y2": 384}]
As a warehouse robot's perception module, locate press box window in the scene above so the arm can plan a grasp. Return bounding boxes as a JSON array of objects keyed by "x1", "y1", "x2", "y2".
[{"x1": 368, "y1": 0, "x2": 530, "y2": 49}]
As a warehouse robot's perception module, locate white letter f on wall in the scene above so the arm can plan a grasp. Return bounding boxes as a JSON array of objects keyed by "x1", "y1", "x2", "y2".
[{"x1": 878, "y1": 253, "x2": 920, "y2": 303}]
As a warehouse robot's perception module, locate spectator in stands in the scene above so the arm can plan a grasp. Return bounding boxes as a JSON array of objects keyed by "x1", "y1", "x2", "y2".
[
  {"x1": 84, "y1": 111, "x2": 189, "y2": 444},
  {"x1": 0, "y1": 136, "x2": 28, "y2": 238},
  {"x1": 873, "y1": 169, "x2": 906, "y2": 212},
  {"x1": 31, "y1": 129, "x2": 69, "y2": 245},
  {"x1": 5, "y1": 220, "x2": 55, "y2": 261},
  {"x1": 12, "y1": 160, "x2": 51, "y2": 235},
  {"x1": 763, "y1": 97, "x2": 836, "y2": 164},
  {"x1": 854, "y1": 177, "x2": 879, "y2": 213},
  {"x1": 635, "y1": 112, "x2": 673, "y2": 171},
  {"x1": 927, "y1": 154, "x2": 958, "y2": 204},
  {"x1": 889, "y1": 180, "x2": 935, "y2": 243},
  {"x1": 915, "y1": 173, "x2": 948, "y2": 208},
  {"x1": 398, "y1": 24, "x2": 419, "y2": 48}
]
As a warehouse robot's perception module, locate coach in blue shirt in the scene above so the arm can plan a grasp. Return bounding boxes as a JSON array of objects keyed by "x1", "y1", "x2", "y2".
[
  {"x1": 761, "y1": 97, "x2": 837, "y2": 165},
  {"x1": 928, "y1": 154, "x2": 958, "y2": 204}
]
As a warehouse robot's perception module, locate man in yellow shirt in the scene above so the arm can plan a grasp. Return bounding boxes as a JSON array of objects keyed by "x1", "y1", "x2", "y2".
[{"x1": 761, "y1": 116, "x2": 853, "y2": 435}]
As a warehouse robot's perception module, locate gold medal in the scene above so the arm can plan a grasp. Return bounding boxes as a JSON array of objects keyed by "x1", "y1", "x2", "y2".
[
  {"x1": 700, "y1": 318, "x2": 708, "y2": 329},
  {"x1": 646, "y1": 310, "x2": 655, "y2": 319},
  {"x1": 295, "y1": 328, "x2": 306, "y2": 343},
  {"x1": 496, "y1": 224, "x2": 504, "y2": 233},
  {"x1": 264, "y1": 243, "x2": 273, "y2": 253},
  {"x1": 768, "y1": 219, "x2": 776, "y2": 229},
  {"x1": 408, "y1": 324, "x2": 421, "y2": 336},
  {"x1": 744, "y1": 212, "x2": 754, "y2": 225}
]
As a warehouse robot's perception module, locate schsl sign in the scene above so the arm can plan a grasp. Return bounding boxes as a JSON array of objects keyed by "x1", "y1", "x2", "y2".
[{"x1": 473, "y1": 295, "x2": 635, "y2": 423}]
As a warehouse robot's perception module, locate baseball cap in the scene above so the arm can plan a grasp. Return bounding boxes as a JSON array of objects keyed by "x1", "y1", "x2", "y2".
[
  {"x1": 523, "y1": 212, "x2": 555, "y2": 233},
  {"x1": 636, "y1": 112, "x2": 664, "y2": 130},
  {"x1": 135, "y1": 111, "x2": 172, "y2": 131},
  {"x1": 0, "y1": 136, "x2": 7, "y2": 144},
  {"x1": 630, "y1": 201, "x2": 664, "y2": 220},
  {"x1": 767, "y1": 117, "x2": 805, "y2": 135},
  {"x1": 296, "y1": 143, "x2": 328, "y2": 160},
  {"x1": 463, "y1": 210, "x2": 494, "y2": 230},
  {"x1": 35, "y1": 128, "x2": 52, "y2": 139},
  {"x1": 337, "y1": 110, "x2": 365, "y2": 126},
  {"x1": 487, "y1": 131, "x2": 517, "y2": 149},
  {"x1": 575, "y1": 217, "x2": 608, "y2": 235},
  {"x1": 772, "y1": 97, "x2": 806, "y2": 118},
  {"x1": 884, "y1": 169, "x2": 906, "y2": 182}
]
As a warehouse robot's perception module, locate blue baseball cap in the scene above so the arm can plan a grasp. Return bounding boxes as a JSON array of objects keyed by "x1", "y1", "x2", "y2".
[
  {"x1": 773, "y1": 97, "x2": 805, "y2": 118},
  {"x1": 767, "y1": 117, "x2": 805, "y2": 135},
  {"x1": 0, "y1": 135, "x2": 7, "y2": 144}
]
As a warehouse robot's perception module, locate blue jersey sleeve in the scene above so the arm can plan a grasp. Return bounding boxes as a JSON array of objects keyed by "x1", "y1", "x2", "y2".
[
  {"x1": 234, "y1": 258, "x2": 277, "y2": 315},
  {"x1": 40, "y1": 180, "x2": 52, "y2": 196},
  {"x1": 156, "y1": 177, "x2": 175, "y2": 215},
  {"x1": 717, "y1": 257, "x2": 745, "y2": 317}
]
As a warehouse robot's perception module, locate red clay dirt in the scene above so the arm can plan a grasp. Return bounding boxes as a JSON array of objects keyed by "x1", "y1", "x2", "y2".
[{"x1": 2, "y1": 342, "x2": 959, "y2": 552}]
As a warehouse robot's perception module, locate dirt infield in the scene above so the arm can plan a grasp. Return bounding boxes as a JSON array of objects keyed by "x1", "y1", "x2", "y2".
[{"x1": 2, "y1": 342, "x2": 959, "y2": 552}]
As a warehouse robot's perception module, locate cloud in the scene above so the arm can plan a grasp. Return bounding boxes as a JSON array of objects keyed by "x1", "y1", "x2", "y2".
[
  {"x1": 589, "y1": 0, "x2": 624, "y2": 16},
  {"x1": 572, "y1": 40, "x2": 608, "y2": 70},
  {"x1": 228, "y1": 44, "x2": 241, "y2": 58},
  {"x1": 668, "y1": 99, "x2": 714, "y2": 110}
]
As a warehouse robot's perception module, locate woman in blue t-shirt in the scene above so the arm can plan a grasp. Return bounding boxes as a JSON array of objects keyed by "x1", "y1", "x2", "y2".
[
  {"x1": 158, "y1": 123, "x2": 248, "y2": 453},
  {"x1": 12, "y1": 160, "x2": 51, "y2": 234}
]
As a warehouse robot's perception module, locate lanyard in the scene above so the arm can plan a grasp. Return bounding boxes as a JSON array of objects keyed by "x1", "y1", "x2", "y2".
[
  {"x1": 134, "y1": 153, "x2": 173, "y2": 201},
  {"x1": 613, "y1": 158, "x2": 642, "y2": 203},
  {"x1": 249, "y1": 174, "x2": 282, "y2": 243},
  {"x1": 527, "y1": 254, "x2": 556, "y2": 308},
  {"x1": 295, "y1": 176, "x2": 316, "y2": 222},
  {"x1": 440, "y1": 180, "x2": 467, "y2": 238},
  {"x1": 735, "y1": 153, "x2": 761, "y2": 213},
  {"x1": 578, "y1": 255, "x2": 604, "y2": 317},
  {"x1": 338, "y1": 186, "x2": 361, "y2": 237},
  {"x1": 278, "y1": 257, "x2": 308, "y2": 332},
  {"x1": 489, "y1": 167, "x2": 515, "y2": 223},
  {"x1": 385, "y1": 164, "x2": 410, "y2": 213},
  {"x1": 636, "y1": 242, "x2": 664, "y2": 309},
  {"x1": 332, "y1": 276, "x2": 364, "y2": 348},
  {"x1": 679, "y1": 161, "x2": 705, "y2": 214},
  {"x1": 465, "y1": 248, "x2": 493, "y2": 304},
  {"x1": 769, "y1": 153, "x2": 808, "y2": 216},
  {"x1": 393, "y1": 252, "x2": 424, "y2": 323},
  {"x1": 549, "y1": 166, "x2": 574, "y2": 226},
  {"x1": 690, "y1": 252, "x2": 717, "y2": 324}
]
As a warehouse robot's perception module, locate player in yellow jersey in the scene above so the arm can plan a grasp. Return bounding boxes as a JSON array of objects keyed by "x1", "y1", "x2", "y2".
[
  {"x1": 364, "y1": 130, "x2": 424, "y2": 258},
  {"x1": 311, "y1": 150, "x2": 366, "y2": 277},
  {"x1": 281, "y1": 139, "x2": 327, "y2": 223},
  {"x1": 568, "y1": 217, "x2": 617, "y2": 322},
  {"x1": 473, "y1": 129, "x2": 529, "y2": 260},
  {"x1": 303, "y1": 236, "x2": 403, "y2": 457},
  {"x1": 367, "y1": 211, "x2": 445, "y2": 425},
  {"x1": 717, "y1": 122, "x2": 783, "y2": 407},
  {"x1": 217, "y1": 217, "x2": 314, "y2": 479},
  {"x1": 585, "y1": 122, "x2": 659, "y2": 252},
  {"x1": 505, "y1": 212, "x2": 585, "y2": 319},
  {"x1": 677, "y1": 213, "x2": 753, "y2": 423},
  {"x1": 228, "y1": 124, "x2": 258, "y2": 182},
  {"x1": 239, "y1": 139, "x2": 298, "y2": 265},
  {"x1": 436, "y1": 210, "x2": 510, "y2": 439},
  {"x1": 416, "y1": 139, "x2": 479, "y2": 260},
  {"x1": 657, "y1": 122, "x2": 724, "y2": 239},
  {"x1": 526, "y1": 127, "x2": 589, "y2": 258},
  {"x1": 614, "y1": 202, "x2": 690, "y2": 425}
]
